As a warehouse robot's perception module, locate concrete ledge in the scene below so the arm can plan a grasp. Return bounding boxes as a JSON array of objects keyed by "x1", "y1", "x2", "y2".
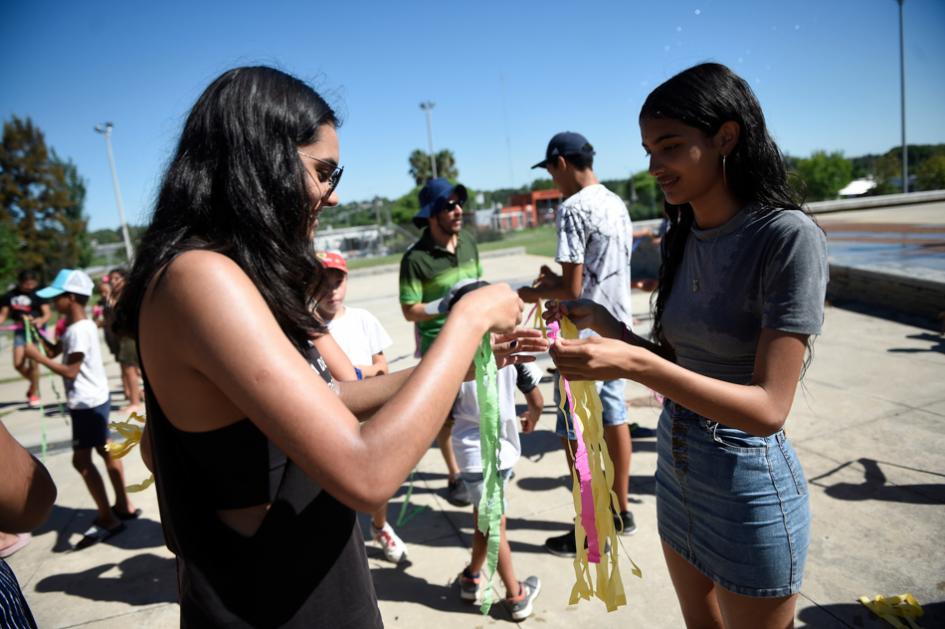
[
  {"x1": 809, "y1": 190, "x2": 945, "y2": 214},
  {"x1": 827, "y1": 262, "x2": 945, "y2": 322}
]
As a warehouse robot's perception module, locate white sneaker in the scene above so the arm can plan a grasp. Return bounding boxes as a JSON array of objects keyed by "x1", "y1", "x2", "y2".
[{"x1": 372, "y1": 521, "x2": 407, "y2": 563}]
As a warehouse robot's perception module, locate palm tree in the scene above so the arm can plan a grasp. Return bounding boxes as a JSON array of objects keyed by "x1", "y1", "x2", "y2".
[{"x1": 408, "y1": 149, "x2": 460, "y2": 186}]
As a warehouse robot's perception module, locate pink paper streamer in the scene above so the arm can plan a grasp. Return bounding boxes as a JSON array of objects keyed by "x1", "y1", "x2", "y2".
[{"x1": 548, "y1": 320, "x2": 600, "y2": 563}]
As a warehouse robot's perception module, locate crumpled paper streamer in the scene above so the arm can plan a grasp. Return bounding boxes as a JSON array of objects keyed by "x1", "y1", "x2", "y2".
[{"x1": 106, "y1": 411, "x2": 154, "y2": 492}]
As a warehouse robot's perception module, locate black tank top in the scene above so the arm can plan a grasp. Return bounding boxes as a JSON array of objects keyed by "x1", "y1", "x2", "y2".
[{"x1": 141, "y1": 343, "x2": 383, "y2": 628}]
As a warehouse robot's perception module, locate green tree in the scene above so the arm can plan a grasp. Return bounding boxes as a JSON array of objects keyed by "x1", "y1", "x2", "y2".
[
  {"x1": 55, "y1": 155, "x2": 92, "y2": 268},
  {"x1": 530, "y1": 178, "x2": 555, "y2": 191},
  {"x1": 916, "y1": 154, "x2": 945, "y2": 191},
  {"x1": 408, "y1": 149, "x2": 459, "y2": 186},
  {"x1": 625, "y1": 170, "x2": 663, "y2": 220},
  {"x1": 0, "y1": 220, "x2": 18, "y2": 287},
  {"x1": 390, "y1": 185, "x2": 422, "y2": 224},
  {"x1": 89, "y1": 228, "x2": 122, "y2": 244},
  {"x1": 0, "y1": 116, "x2": 91, "y2": 279},
  {"x1": 601, "y1": 178, "x2": 629, "y2": 200},
  {"x1": 435, "y1": 149, "x2": 458, "y2": 182},
  {"x1": 794, "y1": 150, "x2": 853, "y2": 201}
]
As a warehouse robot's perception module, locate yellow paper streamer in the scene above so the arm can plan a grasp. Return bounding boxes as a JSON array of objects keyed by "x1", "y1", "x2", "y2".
[
  {"x1": 556, "y1": 316, "x2": 641, "y2": 612},
  {"x1": 858, "y1": 593, "x2": 924, "y2": 629},
  {"x1": 106, "y1": 411, "x2": 154, "y2": 493}
]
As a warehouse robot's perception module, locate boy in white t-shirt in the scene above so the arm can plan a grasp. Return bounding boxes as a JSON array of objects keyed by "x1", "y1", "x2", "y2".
[
  {"x1": 314, "y1": 252, "x2": 406, "y2": 562},
  {"x1": 440, "y1": 282, "x2": 542, "y2": 622},
  {"x1": 26, "y1": 269, "x2": 138, "y2": 549}
]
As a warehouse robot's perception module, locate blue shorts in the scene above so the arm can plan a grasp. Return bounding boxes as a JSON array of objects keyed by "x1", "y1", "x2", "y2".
[
  {"x1": 553, "y1": 375, "x2": 628, "y2": 440},
  {"x1": 70, "y1": 401, "x2": 111, "y2": 450},
  {"x1": 13, "y1": 330, "x2": 26, "y2": 348},
  {"x1": 460, "y1": 468, "x2": 513, "y2": 513},
  {"x1": 656, "y1": 400, "x2": 810, "y2": 597}
]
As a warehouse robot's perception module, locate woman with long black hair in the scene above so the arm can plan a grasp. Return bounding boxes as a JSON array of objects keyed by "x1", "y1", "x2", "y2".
[
  {"x1": 115, "y1": 66, "x2": 535, "y2": 627},
  {"x1": 545, "y1": 63, "x2": 827, "y2": 628}
]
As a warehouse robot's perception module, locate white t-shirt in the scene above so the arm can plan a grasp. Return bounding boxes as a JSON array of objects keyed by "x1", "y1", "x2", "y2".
[
  {"x1": 450, "y1": 365, "x2": 521, "y2": 473},
  {"x1": 556, "y1": 183, "x2": 634, "y2": 328},
  {"x1": 327, "y1": 307, "x2": 392, "y2": 367},
  {"x1": 60, "y1": 319, "x2": 110, "y2": 409}
]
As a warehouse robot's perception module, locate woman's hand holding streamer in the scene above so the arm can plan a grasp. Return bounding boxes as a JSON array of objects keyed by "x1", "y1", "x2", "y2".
[
  {"x1": 550, "y1": 335, "x2": 642, "y2": 382},
  {"x1": 543, "y1": 299, "x2": 622, "y2": 339}
]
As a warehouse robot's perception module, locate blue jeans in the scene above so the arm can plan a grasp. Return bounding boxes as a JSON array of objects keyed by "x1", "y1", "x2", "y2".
[
  {"x1": 553, "y1": 375, "x2": 628, "y2": 440},
  {"x1": 656, "y1": 400, "x2": 810, "y2": 597}
]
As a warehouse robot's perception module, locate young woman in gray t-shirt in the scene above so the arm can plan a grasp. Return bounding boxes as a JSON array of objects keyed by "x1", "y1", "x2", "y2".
[{"x1": 546, "y1": 63, "x2": 827, "y2": 628}]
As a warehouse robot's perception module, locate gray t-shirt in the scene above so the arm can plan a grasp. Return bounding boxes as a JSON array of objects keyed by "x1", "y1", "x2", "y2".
[
  {"x1": 556, "y1": 183, "x2": 634, "y2": 327},
  {"x1": 662, "y1": 208, "x2": 827, "y2": 384}
]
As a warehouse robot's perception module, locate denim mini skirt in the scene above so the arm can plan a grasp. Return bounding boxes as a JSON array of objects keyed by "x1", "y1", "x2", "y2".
[{"x1": 656, "y1": 400, "x2": 810, "y2": 597}]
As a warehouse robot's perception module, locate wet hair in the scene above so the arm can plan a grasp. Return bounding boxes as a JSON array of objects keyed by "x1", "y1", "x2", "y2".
[
  {"x1": 114, "y1": 66, "x2": 339, "y2": 351},
  {"x1": 639, "y1": 62, "x2": 804, "y2": 358},
  {"x1": 17, "y1": 270, "x2": 38, "y2": 284}
]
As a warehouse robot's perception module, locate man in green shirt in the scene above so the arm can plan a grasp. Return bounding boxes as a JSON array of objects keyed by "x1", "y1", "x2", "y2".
[{"x1": 399, "y1": 178, "x2": 482, "y2": 505}]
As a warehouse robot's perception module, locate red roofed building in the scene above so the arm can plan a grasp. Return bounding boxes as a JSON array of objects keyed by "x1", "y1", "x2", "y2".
[{"x1": 496, "y1": 189, "x2": 563, "y2": 230}]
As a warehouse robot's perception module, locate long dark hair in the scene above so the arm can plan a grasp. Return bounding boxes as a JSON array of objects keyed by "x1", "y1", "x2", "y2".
[
  {"x1": 114, "y1": 66, "x2": 339, "y2": 351},
  {"x1": 640, "y1": 62, "x2": 803, "y2": 357}
]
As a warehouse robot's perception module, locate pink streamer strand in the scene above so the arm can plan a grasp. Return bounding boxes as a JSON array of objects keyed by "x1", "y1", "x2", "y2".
[{"x1": 548, "y1": 321, "x2": 600, "y2": 563}]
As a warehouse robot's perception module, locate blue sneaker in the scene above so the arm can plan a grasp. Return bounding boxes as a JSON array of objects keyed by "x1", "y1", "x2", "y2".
[{"x1": 505, "y1": 576, "x2": 541, "y2": 621}]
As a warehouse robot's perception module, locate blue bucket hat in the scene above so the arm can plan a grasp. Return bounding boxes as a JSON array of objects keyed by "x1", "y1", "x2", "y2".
[{"x1": 413, "y1": 178, "x2": 468, "y2": 228}]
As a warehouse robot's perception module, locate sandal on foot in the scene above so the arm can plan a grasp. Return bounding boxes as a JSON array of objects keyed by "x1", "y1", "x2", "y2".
[
  {"x1": 75, "y1": 522, "x2": 125, "y2": 550},
  {"x1": 111, "y1": 506, "x2": 142, "y2": 521}
]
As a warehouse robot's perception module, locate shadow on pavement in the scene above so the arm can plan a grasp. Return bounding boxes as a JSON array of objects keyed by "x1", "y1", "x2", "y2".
[
  {"x1": 516, "y1": 474, "x2": 570, "y2": 492},
  {"x1": 797, "y1": 600, "x2": 945, "y2": 628},
  {"x1": 809, "y1": 458, "x2": 945, "y2": 505},
  {"x1": 32, "y1": 504, "x2": 166, "y2": 553},
  {"x1": 515, "y1": 472, "x2": 656, "y2": 498},
  {"x1": 887, "y1": 332, "x2": 945, "y2": 355},
  {"x1": 34, "y1": 552, "x2": 177, "y2": 605},
  {"x1": 370, "y1": 564, "x2": 518, "y2": 622},
  {"x1": 520, "y1": 428, "x2": 656, "y2": 462}
]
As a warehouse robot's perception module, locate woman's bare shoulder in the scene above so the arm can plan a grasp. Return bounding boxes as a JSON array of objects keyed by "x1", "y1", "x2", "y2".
[{"x1": 150, "y1": 250, "x2": 256, "y2": 307}]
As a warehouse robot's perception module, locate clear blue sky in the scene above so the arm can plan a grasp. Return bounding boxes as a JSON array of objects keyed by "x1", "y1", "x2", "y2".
[{"x1": 3, "y1": 0, "x2": 943, "y2": 230}]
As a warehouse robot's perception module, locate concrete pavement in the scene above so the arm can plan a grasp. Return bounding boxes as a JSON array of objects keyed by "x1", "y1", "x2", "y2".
[{"x1": 2, "y1": 247, "x2": 944, "y2": 628}]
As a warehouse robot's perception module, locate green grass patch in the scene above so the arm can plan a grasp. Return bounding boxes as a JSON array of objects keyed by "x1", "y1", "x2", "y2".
[{"x1": 479, "y1": 225, "x2": 558, "y2": 258}]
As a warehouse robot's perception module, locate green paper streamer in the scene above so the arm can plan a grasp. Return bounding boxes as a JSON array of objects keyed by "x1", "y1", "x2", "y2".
[
  {"x1": 22, "y1": 320, "x2": 47, "y2": 462},
  {"x1": 474, "y1": 333, "x2": 502, "y2": 614}
]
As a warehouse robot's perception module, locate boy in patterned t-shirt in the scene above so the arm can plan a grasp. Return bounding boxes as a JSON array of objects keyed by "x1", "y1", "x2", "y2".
[{"x1": 519, "y1": 132, "x2": 637, "y2": 557}]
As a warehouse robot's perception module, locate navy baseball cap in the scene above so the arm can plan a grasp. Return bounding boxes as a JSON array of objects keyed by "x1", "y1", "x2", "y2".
[
  {"x1": 413, "y1": 178, "x2": 468, "y2": 228},
  {"x1": 531, "y1": 131, "x2": 595, "y2": 169}
]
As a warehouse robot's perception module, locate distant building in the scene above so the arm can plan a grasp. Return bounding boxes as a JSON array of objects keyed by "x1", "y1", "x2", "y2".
[
  {"x1": 314, "y1": 224, "x2": 395, "y2": 258},
  {"x1": 496, "y1": 189, "x2": 562, "y2": 230}
]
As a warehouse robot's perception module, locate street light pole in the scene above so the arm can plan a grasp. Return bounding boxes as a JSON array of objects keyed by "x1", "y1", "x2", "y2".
[
  {"x1": 897, "y1": 0, "x2": 908, "y2": 193},
  {"x1": 419, "y1": 101, "x2": 437, "y2": 179},
  {"x1": 93, "y1": 122, "x2": 134, "y2": 262}
]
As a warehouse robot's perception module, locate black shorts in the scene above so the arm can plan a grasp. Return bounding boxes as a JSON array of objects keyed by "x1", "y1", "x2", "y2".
[{"x1": 70, "y1": 401, "x2": 111, "y2": 449}]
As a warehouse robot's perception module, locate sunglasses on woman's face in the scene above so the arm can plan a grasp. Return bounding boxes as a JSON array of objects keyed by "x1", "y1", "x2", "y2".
[{"x1": 297, "y1": 151, "x2": 344, "y2": 200}]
